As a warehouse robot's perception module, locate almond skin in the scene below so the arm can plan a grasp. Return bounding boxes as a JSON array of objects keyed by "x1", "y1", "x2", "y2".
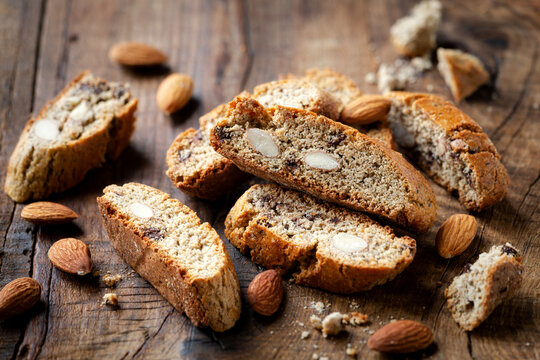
[
  {"x1": 109, "y1": 42, "x2": 167, "y2": 66},
  {"x1": 156, "y1": 73, "x2": 194, "y2": 114},
  {"x1": 48, "y1": 238, "x2": 93, "y2": 276},
  {"x1": 21, "y1": 202, "x2": 78, "y2": 225},
  {"x1": 368, "y1": 320, "x2": 434, "y2": 353},
  {"x1": 436, "y1": 214, "x2": 478, "y2": 258},
  {"x1": 247, "y1": 270, "x2": 284, "y2": 316},
  {"x1": 0, "y1": 278, "x2": 41, "y2": 320},
  {"x1": 341, "y1": 95, "x2": 391, "y2": 125}
]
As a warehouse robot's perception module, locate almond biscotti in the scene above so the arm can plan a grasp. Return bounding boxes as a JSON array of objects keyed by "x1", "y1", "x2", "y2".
[
  {"x1": 5, "y1": 71, "x2": 137, "y2": 202},
  {"x1": 166, "y1": 104, "x2": 248, "y2": 200},
  {"x1": 210, "y1": 97, "x2": 437, "y2": 233},
  {"x1": 386, "y1": 92, "x2": 509, "y2": 211},
  {"x1": 445, "y1": 243, "x2": 523, "y2": 331},
  {"x1": 226, "y1": 184, "x2": 417, "y2": 293},
  {"x1": 97, "y1": 183, "x2": 241, "y2": 332}
]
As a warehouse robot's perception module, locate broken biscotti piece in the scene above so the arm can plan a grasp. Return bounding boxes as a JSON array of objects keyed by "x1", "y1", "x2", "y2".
[
  {"x1": 166, "y1": 104, "x2": 248, "y2": 200},
  {"x1": 5, "y1": 71, "x2": 137, "y2": 202},
  {"x1": 97, "y1": 183, "x2": 241, "y2": 331},
  {"x1": 390, "y1": 0, "x2": 442, "y2": 57},
  {"x1": 386, "y1": 92, "x2": 509, "y2": 211},
  {"x1": 211, "y1": 97, "x2": 436, "y2": 233},
  {"x1": 226, "y1": 184, "x2": 417, "y2": 293},
  {"x1": 445, "y1": 243, "x2": 523, "y2": 331},
  {"x1": 437, "y1": 48, "x2": 490, "y2": 102}
]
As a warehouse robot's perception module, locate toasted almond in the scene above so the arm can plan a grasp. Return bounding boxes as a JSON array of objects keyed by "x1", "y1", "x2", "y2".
[
  {"x1": 341, "y1": 95, "x2": 391, "y2": 125},
  {"x1": 368, "y1": 320, "x2": 434, "y2": 353},
  {"x1": 436, "y1": 214, "x2": 478, "y2": 258},
  {"x1": 48, "y1": 238, "x2": 93, "y2": 276},
  {"x1": 0, "y1": 278, "x2": 41, "y2": 320},
  {"x1": 21, "y1": 202, "x2": 78, "y2": 225},
  {"x1": 247, "y1": 270, "x2": 284, "y2": 316},
  {"x1": 156, "y1": 73, "x2": 194, "y2": 114},
  {"x1": 109, "y1": 42, "x2": 167, "y2": 66}
]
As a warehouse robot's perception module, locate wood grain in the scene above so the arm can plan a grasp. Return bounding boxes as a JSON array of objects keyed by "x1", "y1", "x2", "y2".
[{"x1": 0, "y1": 0, "x2": 538, "y2": 359}]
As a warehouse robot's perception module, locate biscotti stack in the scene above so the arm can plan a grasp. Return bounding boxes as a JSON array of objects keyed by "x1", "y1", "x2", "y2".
[{"x1": 5, "y1": 71, "x2": 138, "y2": 202}]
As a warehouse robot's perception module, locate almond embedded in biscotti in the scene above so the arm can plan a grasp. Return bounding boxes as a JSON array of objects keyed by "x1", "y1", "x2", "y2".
[
  {"x1": 341, "y1": 95, "x2": 391, "y2": 125},
  {"x1": 21, "y1": 202, "x2": 78, "y2": 225},
  {"x1": 156, "y1": 73, "x2": 194, "y2": 114},
  {"x1": 129, "y1": 202, "x2": 153, "y2": 218},
  {"x1": 367, "y1": 320, "x2": 434, "y2": 353},
  {"x1": 245, "y1": 128, "x2": 280, "y2": 157},
  {"x1": 436, "y1": 214, "x2": 478, "y2": 259},
  {"x1": 247, "y1": 269, "x2": 284, "y2": 316},
  {"x1": 0, "y1": 277, "x2": 41, "y2": 320},
  {"x1": 303, "y1": 150, "x2": 340, "y2": 170},
  {"x1": 109, "y1": 42, "x2": 167, "y2": 66},
  {"x1": 332, "y1": 233, "x2": 368, "y2": 253},
  {"x1": 48, "y1": 238, "x2": 93, "y2": 276}
]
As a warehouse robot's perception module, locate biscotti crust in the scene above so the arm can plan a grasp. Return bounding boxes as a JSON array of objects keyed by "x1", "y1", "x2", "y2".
[
  {"x1": 211, "y1": 97, "x2": 436, "y2": 233},
  {"x1": 97, "y1": 183, "x2": 241, "y2": 331},
  {"x1": 5, "y1": 71, "x2": 138, "y2": 202},
  {"x1": 225, "y1": 184, "x2": 417, "y2": 293}
]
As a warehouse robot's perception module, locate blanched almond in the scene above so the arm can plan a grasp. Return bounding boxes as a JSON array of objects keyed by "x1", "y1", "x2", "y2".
[
  {"x1": 245, "y1": 128, "x2": 280, "y2": 157},
  {"x1": 303, "y1": 150, "x2": 339, "y2": 170}
]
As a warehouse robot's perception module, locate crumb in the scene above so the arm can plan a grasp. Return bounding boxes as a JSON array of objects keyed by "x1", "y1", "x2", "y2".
[
  {"x1": 411, "y1": 56, "x2": 433, "y2": 71},
  {"x1": 103, "y1": 274, "x2": 122, "y2": 287},
  {"x1": 346, "y1": 346, "x2": 357, "y2": 357},
  {"x1": 310, "y1": 301, "x2": 325, "y2": 314},
  {"x1": 313, "y1": 344, "x2": 318, "y2": 349},
  {"x1": 312, "y1": 354, "x2": 319, "y2": 360},
  {"x1": 270, "y1": 330, "x2": 274, "y2": 335},
  {"x1": 365, "y1": 72, "x2": 377, "y2": 85},
  {"x1": 301, "y1": 331, "x2": 310, "y2": 340},
  {"x1": 348, "y1": 312, "x2": 369, "y2": 326},
  {"x1": 320, "y1": 356, "x2": 329, "y2": 360},
  {"x1": 322, "y1": 312, "x2": 345, "y2": 336},
  {"x1": 533, "y1": 103, "x2": 539, "y2": 110},
  {"x1": 298, "y1": 322, "x2": 304, "y2": 327},
  {"x1": 102, "y1": 293, "x2": 118, "y2": 306},
  {"x1": 426, "y1": 84, "x2": 434, "y2": 92},
  {"x1": 310, "y1": 315, "x2": 323, "y2": 330},
  {"x1": 525, "y1": 342, "x2": 531, "y2": 346},
  {"x1": 368, "y1": 330, "x2": 375, "y2": 335}
]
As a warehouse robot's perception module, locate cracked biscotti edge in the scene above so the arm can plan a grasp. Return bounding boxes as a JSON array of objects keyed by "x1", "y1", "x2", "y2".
[
  {"x1": 97, "y1": 182, "x2": 241, "y2": 332},
  {"x1": 225, "y1": 184, "x2": 417, "y2": 293},
  {"x1": 5, "y1": 70, "x2": 138, "y2": 202}
]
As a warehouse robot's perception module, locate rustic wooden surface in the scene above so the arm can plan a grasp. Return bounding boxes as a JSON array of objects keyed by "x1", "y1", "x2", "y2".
[{"x1": 0, "y1": 0, "x2": 538, "y2": 359}]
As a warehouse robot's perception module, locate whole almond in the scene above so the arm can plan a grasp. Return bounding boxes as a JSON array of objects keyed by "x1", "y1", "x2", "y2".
[
  {"x1": 21, "y1": 202, "x2": 78, "y2": 225},
  {"x1": 247, "y1": 270, "x2": 284, "y2": 316},
  {"x1": 109, "y1": 42, "x2": 167, "y2": 66},
  {"x1": 436, "y1": 214, "x2": 478, "y2": 258},
  {"x1": 368, "y1": 320, "x2": 434, "y2": 353},
  {"x1": 0, "y1": 278, "x2": 41, "y2": 320},
  {"x1": 341, "y1": 95, "x2": 391, "y2": 125},
  {"x1": 48, "y1": 238, "x2": 93, "y2": 276},
  {"x1": 156, "y1": 73, "x2": 194, "y2": 114}
]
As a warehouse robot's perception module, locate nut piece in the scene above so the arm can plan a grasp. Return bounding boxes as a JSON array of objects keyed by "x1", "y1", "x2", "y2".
[
  {"x1": 245, "y1": 128, "x2": 280, "y2": 157},
  {"x1": 129, "y1": 202, "x2": 153, "y2": 218},
  {"x1": 332, "y1": 233, "x2": 368, "y2": 253},
  {"x1": 21, "y1": 202, "x2": 78, "y2": 225},
  {"x1": 303, "y1": 150, "x2": 340, "y2": 170},
  {"x1": 34, "y1": 119, "x2": 60, "y2": 140},
  {"x1": 368, "y1": 320, "x2": 434, "y2": 353},
  {"x1": 310, "y1": 314, "x2": 323, "y2": 330},
  {"x1": 247, "y1": 269, "x2": 284, "y2": 316},
  {"x1": 48, "y1": 238, "x2": 93, "y2": 276},
  {"x1": 102, "y1": 293, "x2": 119, "y2": 306},
  {"x1": 341, "y1": 95, "x2": 391, "y2": 125},
  {"x1": 109, "y1": 42, "x2": 167, "y2": 66},
  {"x1": 0, "y1": 277, "x2": 41, "y2": 320},
  {"x1": 321, "y1": 312, "x2": 345, "y2": 336},
  {"x1": 436, "y1": 214, "x2": 478, "y2": 259},
  {"x1": 156, "y1": 73, "x2": 194, "y2": 114}
]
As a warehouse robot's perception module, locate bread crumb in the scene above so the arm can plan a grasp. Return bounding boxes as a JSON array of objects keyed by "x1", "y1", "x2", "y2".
[
  {"x1": 310, "y1": 315, "x2": 323, "y2": 330},
  {"x1": 365, "y1": 72, "x2": 377, "y2": 85},
  {"x1": 301, "y1": 331, "x2": 310, "y2": 340},
  {"x1": 320, "y1": 356, "x2": 329, "y2": 360},
  {"x1": 103, "y1": 274, "x2": 122, "y2": 287},
  {"x1": 310, "y1": 301, "x2": 325, "y2": 314},
  {"x1": 321, "y1": 312, "x2": 345, "y2": 336},
  {"x1": 347, "y1": 312, "x2": 369, "y2": 326},
  {"x1": 532, "y1": 103, "x2": 539, "y2": 110},
  {"x1": 270, "y1": 330, "x2": 274, "y2": 335},
  {"x1": 312, "y1": 354, "x2": 319, "y2": 360},
  {"x1": 426, "y1": 84, "x2": 434, "y2": 92},
  {"x1": 102, "y1": 293, "x2": 118, "y2": 306},
  {"x1": 346, "y1": 346, "x2": 357, "y2": 357},
  {"x1": 368, "y1": 329, "x2": 375, "y2": 335}
]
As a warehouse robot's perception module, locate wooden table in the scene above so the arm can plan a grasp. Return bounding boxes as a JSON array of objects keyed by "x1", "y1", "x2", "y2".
[{"x1": 1, "y1": 0, "x2": 538, "y2": 359}]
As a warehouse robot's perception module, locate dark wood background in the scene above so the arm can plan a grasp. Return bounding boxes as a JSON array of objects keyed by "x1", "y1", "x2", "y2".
[{"x1": 0, "y1": 0, "x2": 538, "y2": 359}]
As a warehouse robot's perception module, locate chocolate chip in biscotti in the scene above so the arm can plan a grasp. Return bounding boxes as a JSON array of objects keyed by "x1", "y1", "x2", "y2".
[
  {"x1": 214, "y1": 126, "x2": 232, "y2": 141},
  {"x1": 501, "y1": 244, "x2": 518, "y2": 256},
  {"x1": 177, "y1": 149, "x2": 192, "y2": 162},
  {"x1": 142, "y1": 228, "x2": 164, "y2": 241}
]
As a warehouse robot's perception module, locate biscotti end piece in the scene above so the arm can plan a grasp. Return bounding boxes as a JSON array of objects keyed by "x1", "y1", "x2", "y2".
[
  {"x1": 437, "y1": 48, "x2": 490, "y2": 102},
  {"x1": 5, "y1": 71, "x2": 138, "y2": 202},
  {"x1": 211, "y1": 96, "x2": 436, "y2": 233},
  {"x1": 386, "y1": 92, "x2": 509, "y2": 211},
  {"x1": 355, "y1": 119, "x2": 396, "y2": 149},
  {"x1": 445, "y1": 243, "x2": 523, "y2": 331},
  {"x1": 390, "y1": 0, "x2": 442, "y2": 57},
  {"x1": 300, "y1": 68, "x2": 363, "y2": 107},
  {"x1": 97, "y1": 183, "x2": 241, "y2": 331},
  {"x1": 226, "y1": 184, "x2": 416, "y2": 293}
]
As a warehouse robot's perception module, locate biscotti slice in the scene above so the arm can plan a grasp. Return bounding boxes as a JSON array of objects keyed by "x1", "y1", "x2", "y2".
[
  {"x1": 166, "y1": 104, "x2": 248, "y2": 200},
  {"x1": 437, "y1": 48, "x2": 490, "y2": 102},
  {"x1": 386, "y1": 92, "x2": 509, "y2": 211},
  {"x1": 390, "y1": 0, "x2": 442, "y2": 57},
  {"x1": 252, "y1": 79, "x2": 341, "y2": 120},
  {"x1": 97, "y1": 183, "x2": 241, "y2": 332},
  {"x1": 226, "y1": 184, "x2": 416, "y2": 293},
  {"x1": 5, "y1": 71, "x2": 138, "y2": 202},
  {"x1": 210, "y1": 97, "x2": 436, "y2": 233},
  {"x1": 445, "y1": 243, "x2": 523, "y2": 331}
]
